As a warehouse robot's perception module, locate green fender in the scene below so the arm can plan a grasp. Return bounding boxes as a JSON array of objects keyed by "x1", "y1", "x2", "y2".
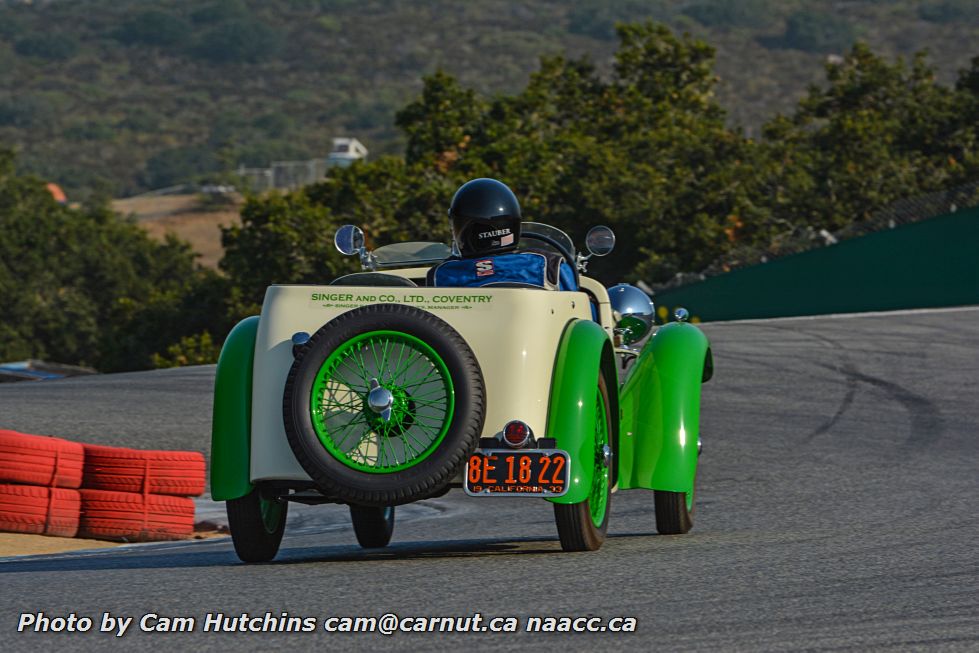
[
  {"x1": 210, "y1": 316, "x2": 259, "y2": 501},
  {"x1": 546, "y1": 319, "x2": 618, "y2": 506},
  {"x1": 618, "y1": 321, "x2": 709, "y2": 493}
]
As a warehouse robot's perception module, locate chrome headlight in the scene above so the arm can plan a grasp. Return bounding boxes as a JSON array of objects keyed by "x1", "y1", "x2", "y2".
[{"x1": 608, "y1": 283, "x2": 655, "y2": 345}]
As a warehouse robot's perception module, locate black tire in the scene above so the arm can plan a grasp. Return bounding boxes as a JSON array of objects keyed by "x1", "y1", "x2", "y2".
[
  {"x1": 349, "y1": 504, "x2": 395, "y2": 548},
  {"x1": 227, "y1": 488, "x2": 287, "y2": 563},
  {"x1": 283, "y1": 304, "x2": 486, "y2": 506},
  {"x1": 554, "y1": 374, "x2": 612, "y2": 552},
  {"x1": 654, "y1": 481, "x2": 695, "y2": 535}
]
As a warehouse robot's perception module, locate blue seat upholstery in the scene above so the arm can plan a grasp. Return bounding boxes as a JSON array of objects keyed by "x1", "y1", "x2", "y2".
[{"x1": 429, "y1": 252, "x2": 577, "y2": 291}]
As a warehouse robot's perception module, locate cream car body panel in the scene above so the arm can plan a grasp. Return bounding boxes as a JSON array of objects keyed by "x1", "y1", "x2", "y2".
[
  {"x1": 250, "y1": 282, "x2": 594, "y2": 482},
  {"x1": 578, "y1": 275, "x2": 614, "y2": 338}
]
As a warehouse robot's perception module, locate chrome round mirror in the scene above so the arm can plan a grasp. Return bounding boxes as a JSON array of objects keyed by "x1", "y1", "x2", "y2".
[
  {"x1": 608, "y1": 283, "x2": 655, "y2": 345},
  {"x1": 334, "y1": 224, "x2": 365, "y2": 256},
  {"x1": 585, "y1": 225, "x2": 615, "y2": 257}
]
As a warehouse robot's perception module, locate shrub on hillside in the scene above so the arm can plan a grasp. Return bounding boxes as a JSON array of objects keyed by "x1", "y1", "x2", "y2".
[
  {"x1": 0, "y1": 96, "x2": 52, "y2": 128},
  {"x1": 781, "y1": 11, "x2": 855, "y2": 53},
  {"x1": 567, "y1": 0, "x2": 670, "y2": 40},
  {"x1": 191, "y1": 0, "x2": 250, "y2": 25},
  {"x1": 14, "y1": 33, "x2": 79, "y2": 60},
  {"x1": 918, "y1": 0, "x2": 977, "y2": 25},
  {"x1": 144, "y1": 146, "x2": 220, "y2": 189},
  {"x1": 115, "y1": 10, "x2": 191, "y2": 47},
  {"x1": 191, "y1": 19, "x2": 282, "y2": 63},
  {"x1": 683, "y1": 0, "x2": 773, "y2": 29}
]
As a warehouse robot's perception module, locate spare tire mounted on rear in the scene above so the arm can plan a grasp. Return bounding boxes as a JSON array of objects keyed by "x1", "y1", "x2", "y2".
[{"x1": 283, "y1": 304, "x2": 485, "y2": 506}]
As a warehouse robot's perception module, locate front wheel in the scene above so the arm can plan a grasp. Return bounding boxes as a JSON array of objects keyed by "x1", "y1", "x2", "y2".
[
  {"x1": 554, "y1": 374, "x2": 612, "y2": 552},
  {"x1": 349, "y1": 504, "x2": 395, "y2": 548},
  {"x1": 654, "y1": 480, "x2": 694, "y2": 534},
  {"x1": 226, "y1": 487, "x2": 287, "y2": 563}
]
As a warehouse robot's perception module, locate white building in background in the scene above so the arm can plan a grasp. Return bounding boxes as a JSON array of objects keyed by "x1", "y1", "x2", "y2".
[
  {"x1": 235, "y1": 137, "x2": 369, "y2": 192},
  {"x1": 327, "y1": 137, "x2": 368, "y2": 167}
]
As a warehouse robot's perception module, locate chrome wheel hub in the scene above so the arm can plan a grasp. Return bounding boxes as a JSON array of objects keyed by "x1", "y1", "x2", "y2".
[
  {"x1": 367, "y1": 378, "x2": 394, "y2": 422},
  {"x1": 600, "y1": 444, "x2": 612, "y2": 469}
]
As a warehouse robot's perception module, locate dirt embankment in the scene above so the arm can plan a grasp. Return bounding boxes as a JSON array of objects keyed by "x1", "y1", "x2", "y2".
[
  {"x1": 0, "y1": 533, "x2": 120, "y2": 557},
  {"x1": 0, "y1": 528, "x2": 228, "y2": 559},
  {"x1": 112, "y1": 194, "x2": 242, "y2": 269}
]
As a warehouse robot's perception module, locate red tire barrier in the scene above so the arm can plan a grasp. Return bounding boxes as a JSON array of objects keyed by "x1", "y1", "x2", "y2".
[
  {"x1": 0, "y1": 484, "x2": 80, "y2": 537},
  {"x1": 78, "y1": 489, "x2": 195, "y2": 542},
  {"x1": 0, "y1": 430, "x2": 84, "y2": 489},
  {"x1": 82, "y1": 444, "x2": 205, "y2": 497}
]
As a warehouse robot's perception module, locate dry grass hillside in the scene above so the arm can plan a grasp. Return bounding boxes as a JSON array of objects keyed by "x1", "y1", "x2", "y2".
[
  {"x1": 112, "y1": 194, "x2": 241, "y2": 269},
  {"x1": 3, "y1": 0, "x2": 976, "y2": 199}
]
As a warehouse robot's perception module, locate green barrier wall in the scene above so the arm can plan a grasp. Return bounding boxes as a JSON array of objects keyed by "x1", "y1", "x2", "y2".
[{"x1": 654, "y1": 207, "x2": 979, "y2": 322}]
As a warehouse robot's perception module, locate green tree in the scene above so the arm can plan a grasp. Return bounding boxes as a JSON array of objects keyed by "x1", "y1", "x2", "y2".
[
  {"x1": 222, "y1": 24, "x2": 979, "y2": 292},
  {"x1": 222, "y1": 156, "x2": 458, "y2": 306},
  {"x1": 0, "y1": 150, "x2": 232, "y2": 371},
  {"x1": 228, "y1": 23, "x2": 764, "y2": 286},
  {"x1": 443, "y1": 23, "x2": 765, "y2": 282},
  {"x1": 395, "y1": 70, "x2": 487, "y2": 168},
  {"x1": 221, "y1": 188, "x2": 343, "y2": 308},
  {"x1": 758, "y1": 44, "x2": 979, "y2": 233},
  {"x1": 151, "y1": 332, "x2": 221, "y2": 368}
]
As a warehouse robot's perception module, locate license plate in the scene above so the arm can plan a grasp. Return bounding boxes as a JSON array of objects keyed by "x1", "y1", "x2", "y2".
[{"x1": 464, "y1": 449, "x2": 569, "y2": 497}]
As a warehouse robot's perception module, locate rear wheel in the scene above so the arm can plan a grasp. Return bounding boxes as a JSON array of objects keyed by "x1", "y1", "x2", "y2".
[
  {"x1": 349, "y1": 505, "x2": 395, "y2": 548},
  {"x1": 554, "y1": 374, "x2": 612, "y2": 552},
  {"x1": 227, "y1": 487, "x2": 287, "y2": 563}
]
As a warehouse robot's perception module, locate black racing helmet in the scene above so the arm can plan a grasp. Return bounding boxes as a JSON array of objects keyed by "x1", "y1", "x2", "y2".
[{"x1": 448, "y1": 178, "x2": 521, "y2": 258}]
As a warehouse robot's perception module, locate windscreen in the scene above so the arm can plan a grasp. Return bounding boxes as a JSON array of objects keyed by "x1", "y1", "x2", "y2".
[
  {"x1": 371, "y1": 241, "x2": 452, "y2": 267},
  {"x1": 519, "y1": 222, "x2": 575, "y2": 257}
]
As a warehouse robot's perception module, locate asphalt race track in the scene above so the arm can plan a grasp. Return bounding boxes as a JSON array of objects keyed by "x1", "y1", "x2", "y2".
[{"x1": 1, "y1": 307, "x2": 977, "y2": 651}]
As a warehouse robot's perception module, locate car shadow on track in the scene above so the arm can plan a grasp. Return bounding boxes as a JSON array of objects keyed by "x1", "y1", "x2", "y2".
[{"x1": 0, "y1": 531, "x2": 661, "y2": 573}]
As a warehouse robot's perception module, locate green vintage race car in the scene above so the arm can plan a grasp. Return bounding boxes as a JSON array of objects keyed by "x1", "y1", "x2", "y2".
[{"x1": 210, "y1": 222, "x2": 712, "y2": 562}]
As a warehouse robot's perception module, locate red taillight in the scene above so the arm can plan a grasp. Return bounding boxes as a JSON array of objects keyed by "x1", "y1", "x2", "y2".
[{"x1": 502, "y1": 421, "x2": 532, "y2": 448}]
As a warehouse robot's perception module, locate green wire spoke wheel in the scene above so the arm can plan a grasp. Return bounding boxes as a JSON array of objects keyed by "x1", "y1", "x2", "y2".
[
  {"x1": 310, "y1": 331, "x2": 454, "y2": 473},
  {"x1": 588, "y1": 383, "x2": 610, "y2": 528},
  {"x1": 554, "y1": 373, "x2": 612, "y2": 552},
  {"x1": 284, "y1": 304, "x2": 485, "y2": 507}
]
